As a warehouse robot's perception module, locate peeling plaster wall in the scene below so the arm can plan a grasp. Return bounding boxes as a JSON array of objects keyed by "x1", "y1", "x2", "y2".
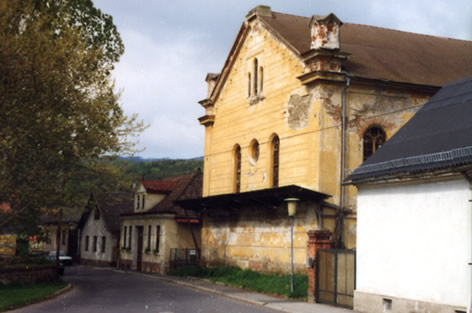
[
  {"x1": 202, "y1": 14, "x2": 436, "y2": 262},
  {"x1": 205, "y1": 21, "x2": 320, "y2": 197},
  {"x1": 201, "y1": 202, "x2": 320, "y2": 274}
]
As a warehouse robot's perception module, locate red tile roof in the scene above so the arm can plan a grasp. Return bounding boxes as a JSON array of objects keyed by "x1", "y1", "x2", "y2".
[
  {"x1": 141, "y1": 177, "x2": 180, "y2": 193},
  {"x1": 126, "y1": 172, "x2": 203, "y2": 220}
]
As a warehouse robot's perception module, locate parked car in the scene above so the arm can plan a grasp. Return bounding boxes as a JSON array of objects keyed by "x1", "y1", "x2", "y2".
[{"x1": 48, "y1": 251, "x2": 73, "y2": 266}]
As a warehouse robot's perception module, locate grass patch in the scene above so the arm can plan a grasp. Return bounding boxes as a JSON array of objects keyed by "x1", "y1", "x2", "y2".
[
  {"x1": 169, "y1": 266, "x2": 307, "y2": 299},
  {"x1": 0, "y1": 280, "x2": 67, "y2": 311}
]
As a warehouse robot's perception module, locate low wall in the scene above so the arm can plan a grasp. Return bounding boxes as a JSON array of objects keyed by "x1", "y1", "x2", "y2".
[{"x1": 0, "y1": 265, "x2": 58, "y2": 285}]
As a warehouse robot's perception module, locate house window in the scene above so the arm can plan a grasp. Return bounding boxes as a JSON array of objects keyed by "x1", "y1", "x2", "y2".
[
  {"x1": 147, "y1": 225, "x2": 151, "y2": 251},
  {"x1": 128, "y1": 227, "x2": 132, "y2": 250},
  {"x1": 253, "y1": 58, "x2": 258, "y2": 94},
  {"x1": 233, "y1": 144, "x2": 241, "y2": 193},
  {"x1": 94, "y1": 207, "x2": 100, "y2": 220},
  {"x1": 155, "y1": 225, "x2": 160, "y2": 253},
  {"x1": 85, "y1": 235, "x2": 89, "y2": 251},
  {"x1": 101, "y1": 236, "x2": 106, "y2": 253},
  {"x1": 271, "y1": 135, "x2": 280, "y2": 187},
  {"x1": 62, "y1": 230, "x2": 66, "y2": 245},
  {"x1": 136, "y1": 195, "x2": 140, "y2": 209},
  {"x1": 363, "y1": 126, "x2": 386, "y2": 161},
  {"x1": 142, "y1": 194, "x2": 145, "y2": 209},
  {"x1": 93, "y1": 236, "x2": 97, "y2": 252},
  {"x1": 123, "y1": 226, "x2": 127, "y2": 248}
]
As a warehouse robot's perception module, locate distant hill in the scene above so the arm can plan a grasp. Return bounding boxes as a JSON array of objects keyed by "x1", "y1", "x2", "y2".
[{"x1": 118, "y1": 157, "x2": 203, "y2": 181}]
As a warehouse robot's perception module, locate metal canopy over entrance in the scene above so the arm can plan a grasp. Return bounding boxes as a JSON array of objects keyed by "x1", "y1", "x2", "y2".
[{"x1": 176, "y1": 185, "x2": 330, "y2": 211}]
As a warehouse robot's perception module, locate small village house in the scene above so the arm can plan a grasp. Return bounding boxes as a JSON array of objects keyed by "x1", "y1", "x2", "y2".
[
  {"x1": 347, "y1": 77, "x2": 472, "y2": 313},
  {"x1": 79, "y1": 192, "x2": 133, "y2": 267},
  {"x1": 120, "y1": 172, "x2": 202, "y2": 274},
  {"x1": 41, "y1": 207, "x2": 82, "y2": 260}
]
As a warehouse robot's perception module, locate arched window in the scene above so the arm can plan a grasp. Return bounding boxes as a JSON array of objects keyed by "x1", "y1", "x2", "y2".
[
  {"x1": 259, "y1": 66, "x2": 264, "y2": 92},
  {"x1": 247, "y1": 73, "x2": 251, "y2": 97},
  {"x1": 270, "y1": 135, "x2": 280, "y2": 187},
  {"x1": 233, "y1": 145, "x2": 241, "y2": 193},
  {"x1": 363, "y1": 126, "x2": 386, "y2": 161},
  {"x1": 253, "y1": 58, "x2": 258, "y2": 94}
]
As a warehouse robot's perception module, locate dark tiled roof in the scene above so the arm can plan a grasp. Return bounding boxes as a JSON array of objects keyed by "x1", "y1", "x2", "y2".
[
  {"x1": 41, "y1": 207, "x2": 83, "y2": 225},
  {"x1": 348, "y1": 76, "x2": 472, "y2": 182},
  {"x1": 148, "y1": 172, "x2": 202, "y2": 219},
  {"x1": 258, "y1": 12, "x2": 472, "y2": 87},
  {"x1": 93, "y1": 192, "x2": 134, "y2": 233}
]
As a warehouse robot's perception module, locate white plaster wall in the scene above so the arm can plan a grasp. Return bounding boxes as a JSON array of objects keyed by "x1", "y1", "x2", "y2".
[
  {"x1": 80, "y1": 209, "x2": 117, "y2": 263},
  {"x1": 357, "y1": 178, "x2": 470, "y2": 307}
]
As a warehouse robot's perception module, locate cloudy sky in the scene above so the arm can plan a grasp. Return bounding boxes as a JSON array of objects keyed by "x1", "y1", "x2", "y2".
[{"x1": 93, "y1": 0, "x2": 472, "y2": 159}]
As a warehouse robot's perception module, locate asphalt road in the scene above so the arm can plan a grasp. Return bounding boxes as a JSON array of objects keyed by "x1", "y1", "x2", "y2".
[{"x1": 10, "y1": 265, "x2": 280, "y2": 313}]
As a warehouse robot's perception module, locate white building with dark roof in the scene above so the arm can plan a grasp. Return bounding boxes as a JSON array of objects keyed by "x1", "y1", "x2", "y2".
[{"x1": 347, "y1": 77, "x2": 472, "y2": 313}]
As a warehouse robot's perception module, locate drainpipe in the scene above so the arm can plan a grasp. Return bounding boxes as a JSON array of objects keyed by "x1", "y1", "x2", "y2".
[
  {"x1": 339, "y1": 74, "x2": 351, "y2": 248},
  {"x1": 461, "y1": 172, "x2": 472, "y2": 313}
]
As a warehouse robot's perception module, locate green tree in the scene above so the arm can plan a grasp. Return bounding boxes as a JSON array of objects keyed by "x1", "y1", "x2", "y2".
[{"x1": 0, "y1": 0, "x2": 144, "y2": 236}]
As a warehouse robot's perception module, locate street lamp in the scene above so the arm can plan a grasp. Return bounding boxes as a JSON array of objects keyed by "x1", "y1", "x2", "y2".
[{"x1": 285, "y1": 197, "x2": 299, "y2": 293}]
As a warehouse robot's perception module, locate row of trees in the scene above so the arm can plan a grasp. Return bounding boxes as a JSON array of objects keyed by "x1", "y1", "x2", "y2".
[
  {"x1": 0, "y1": 0, "x2": 145, "y2": 237},
  {"x1": 122, "y1": 159, "x2": 203, "y2": 181}
]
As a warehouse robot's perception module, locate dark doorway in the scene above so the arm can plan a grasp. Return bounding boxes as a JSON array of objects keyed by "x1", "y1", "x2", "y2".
[
  {"x1": 68, "y1": 229, "x2": 78, "y2": 260},
  {"x1": 136, "y1": 226, "x2": 144, "y2": 271}
]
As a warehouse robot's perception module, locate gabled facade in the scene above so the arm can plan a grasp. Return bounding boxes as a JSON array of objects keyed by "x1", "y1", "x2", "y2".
[
  {"x1": 347, "y1": 77, "x2": 472, "y2": 313},
  {"x1": 79, "y1": 192, "x2": 133, "y2": 266},
  {"x1": 120, "y1": 172, "x2": 202, "y2": 274},
  {"x1": 192, "y1": 5, "x2": 472, "y2": 274}
]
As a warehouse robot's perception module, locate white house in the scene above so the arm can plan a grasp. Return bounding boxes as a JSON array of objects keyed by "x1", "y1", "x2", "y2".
[
  {"x1": 79, "y1": 192, "x2": 133, "y2": 266},
  {"x1": 347, "y1": 77, "x2": 472, "y2": 313}
]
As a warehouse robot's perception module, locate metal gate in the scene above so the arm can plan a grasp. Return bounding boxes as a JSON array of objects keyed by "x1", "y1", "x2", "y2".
[
  {"x1": 169, "y1": 248, "x2": 200, "y2": 270},
  {"x1": 316, "y1": 249, "x2": 356, "y2": 308}
]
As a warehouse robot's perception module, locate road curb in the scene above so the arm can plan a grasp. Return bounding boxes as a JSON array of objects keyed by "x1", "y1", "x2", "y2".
[{"x1": 4, "y1": 283, "x2": 73, "y2": 312}]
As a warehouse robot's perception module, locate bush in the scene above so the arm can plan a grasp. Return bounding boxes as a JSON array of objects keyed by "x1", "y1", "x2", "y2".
[
  {"x1": 169, "y1": 266, "x2": 307, "y2": 299},
  {"x1": 0, "y1": 255, "x2": 53, "y2": 269}
]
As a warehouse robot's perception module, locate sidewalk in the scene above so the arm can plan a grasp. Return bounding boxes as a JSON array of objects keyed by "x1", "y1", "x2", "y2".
[{"x1": 146, "y1": 273, "x2": 356, "y2": 313}]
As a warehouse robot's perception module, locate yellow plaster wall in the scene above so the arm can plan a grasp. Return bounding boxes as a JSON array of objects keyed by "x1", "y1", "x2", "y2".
[
  {"x1": 204, "y1": 21, "x2": 321, "y2": 197},
  {"x1": 120, "y1": 216, "x2": 200, "y2": 273},
  {"x1": 200, "y1": 17, "x2": 435, "y2": 268},
  {"x1": 201, "y1": 202, "x2": 319, "y2": 274}
]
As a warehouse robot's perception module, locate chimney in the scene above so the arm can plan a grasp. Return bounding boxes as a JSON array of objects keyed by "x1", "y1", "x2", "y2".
[
  {"x1": 205, "y1": 73, "x2": 219, "y2": 98},
  {"x1": 310, "y1": 13, "x2": 342, "y2": 50},
  {"x1": 246, "y1": 5, "x2": 272, "y2": 22}
]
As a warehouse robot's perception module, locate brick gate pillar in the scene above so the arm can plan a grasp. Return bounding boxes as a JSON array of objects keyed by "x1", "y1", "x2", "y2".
[{"x1": 306, "y1": 229, "x2": 331, "y2": 303}]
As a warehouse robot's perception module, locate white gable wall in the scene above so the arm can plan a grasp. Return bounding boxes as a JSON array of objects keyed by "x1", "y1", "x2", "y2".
[
  {"x1": 135, "y1": 183, "x2": 166, "y2": 212},
  {"x1": 356, "y1": 178, "x2": 470, "y2": 311},
  {"x1": 81, "y1": 208, "x2": 117, "y2": 264}
]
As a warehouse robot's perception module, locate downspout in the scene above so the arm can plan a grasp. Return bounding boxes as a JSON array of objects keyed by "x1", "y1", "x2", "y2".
[
  {"x1": 340, "y1": 74, "x2": 351, "y2": 248},
  {"x1": 461, "y1": 172, "x2": 472, "y2": 313}
]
